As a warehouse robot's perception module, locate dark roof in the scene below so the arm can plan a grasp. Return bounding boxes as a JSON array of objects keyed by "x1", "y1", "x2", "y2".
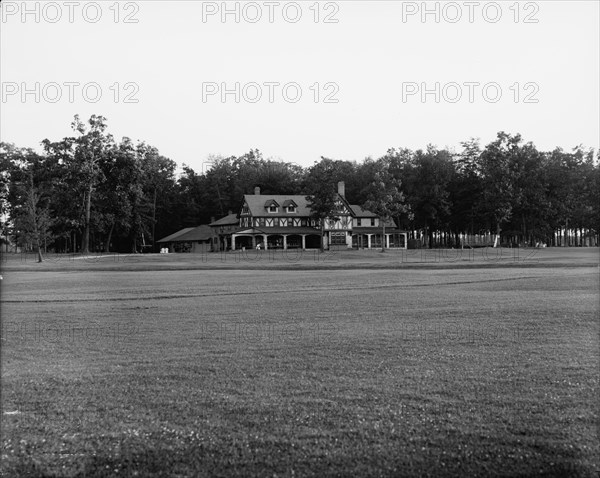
[
  {"x1": 264, "y1": 199, "x2": 280, "y2": 208},
  {"x1": 209, "y1": 213, "x2": 238, "y2": 227},
  {"x1": 243, "y1": 194, "x2": 381, "y2": 220},
  {"x1": 157, "y1": 228, "x2": 195, "y2": 243},
  {"x1": 181, "y1": 225, "x2": 213, "y2": 241},
  {"x1": 243, "y1": 194, "x2": 313, "y2": 216},
  {"x1": 350, "y1": 204, "x2": 378, "y2": 218},
  {"x1": 158, "y1": 225, "x2": 213, "y2": 243}
]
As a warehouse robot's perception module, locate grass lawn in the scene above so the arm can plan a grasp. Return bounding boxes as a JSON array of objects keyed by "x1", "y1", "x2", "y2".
[{"x1": 1, "y1": 250, "x2": 599, "y2": 476}]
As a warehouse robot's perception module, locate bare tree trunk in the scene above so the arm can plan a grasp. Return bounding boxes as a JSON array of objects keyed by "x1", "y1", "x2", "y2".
[
  {"x1": 152, "y1": 187, "x2": 157, "y2": 252},
  {"x1": 27, "y1": 176, "x2": 43, "y2": 262},
  {"x1": 36, "y1": 237, "x2": 43, "y2": 263},
  {"x1": 105, "y1": 222, "x2": 115, "y2": 252},
  {"x1": 82, "y1": 184, "x2": 93, "y2": 253},
  {"x1": 493, "y1": 223, "x2": 501, "y2": 248}
]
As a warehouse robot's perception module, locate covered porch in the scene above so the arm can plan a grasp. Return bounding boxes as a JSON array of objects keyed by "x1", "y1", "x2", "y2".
[
  {"x1": 231, "y1": 228, "x2": 322, "y2": 251},
  {"x1": 352, "y1": 229, "x2": 408, "y2": 249}
]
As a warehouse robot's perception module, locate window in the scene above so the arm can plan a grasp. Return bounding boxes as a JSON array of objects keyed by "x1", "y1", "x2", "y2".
[
  {"x1": 268, "y1": 205, "x2": 278, "y2": 213},
  {"x1": 357, "y1": 218, "x2": 362, "y2": 227},
  {"x1": 301, "y1": 219, "x2": 307, "y2": 227},
  {"x1": 371, "y1": 218, "x2": 376, "y2": 226},
  {"x1": 287, "y1": 206, "x2": 296, "y2": 213},
  {"x1": 330, "y1": 232, "x2": 346, "y2": 245}
]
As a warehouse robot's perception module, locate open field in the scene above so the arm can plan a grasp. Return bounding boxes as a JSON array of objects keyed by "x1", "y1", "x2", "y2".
[
  {"x1": 1, "y1": 250, "x2": 599, "y2": 476},
  {"x1": 1, "y1": 247, "x2": 598, "y2": 272}
]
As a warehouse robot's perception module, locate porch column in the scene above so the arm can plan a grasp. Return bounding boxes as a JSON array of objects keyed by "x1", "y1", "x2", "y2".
[
  {"x1": 386, "y1": 234, "x2": 390, "y2": 248},
  {"x1": 301, "y1": 235, "x2": 306, "y2": 250},
  {"x1": 367, "y1": 234, "x2": 372, "y2": 249},
  {"x1": 283, "y1": 235, "x2": 288, "y2": 250},
  {"x1": 231, "y1": 235, "x2": 236, "y2": 251},
  {"x1": 263, "y1": 234, "x2": 268, "y2": 250}
]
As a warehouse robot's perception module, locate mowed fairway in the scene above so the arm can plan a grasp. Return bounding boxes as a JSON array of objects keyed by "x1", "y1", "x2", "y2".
[{"x1": 1, "y1": 256, "x2": 599, "y2": 476}]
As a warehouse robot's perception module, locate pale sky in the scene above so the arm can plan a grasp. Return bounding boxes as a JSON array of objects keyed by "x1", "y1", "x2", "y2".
[{"x1": 1, "y1": 1, "x2": 599, "y2": 171}]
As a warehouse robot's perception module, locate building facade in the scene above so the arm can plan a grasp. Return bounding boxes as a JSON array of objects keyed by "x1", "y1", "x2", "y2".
[
  {"x1": 214, "y1": 182, "x2": 407, "y2": 251},
  {"x1": 157, "y1": 225, "x2": 213, "y2": 253}
]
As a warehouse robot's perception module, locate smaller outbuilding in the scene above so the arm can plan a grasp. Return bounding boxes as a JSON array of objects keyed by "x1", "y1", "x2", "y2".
[
  {"x1": 157, "y1": 225, "x2": 213, "y2": 253},
  {"x1": 209, "y1": 213, "x2": 242, "y2": 252}
]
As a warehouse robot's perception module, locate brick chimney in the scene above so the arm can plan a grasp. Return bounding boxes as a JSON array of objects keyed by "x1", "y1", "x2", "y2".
[
  {"x1": 227, "y1": 209, "x2": 232, "y2": 215},
  {"x1": 254, "y1": 186, "x2": 261, "y2": 195},
  {"x1": 337, "y1": 181, "x2": 345, "y2": 197},
  {"x1": 210, "y1": 216, "x2": 215, "y2": 223}
]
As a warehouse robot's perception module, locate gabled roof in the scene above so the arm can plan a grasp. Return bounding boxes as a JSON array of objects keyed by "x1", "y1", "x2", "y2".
[
  {"x1": 349, "y1": 205, "x2": 378, "y2": 218},
  {"x1": 243, "y1": 195, "x2": 314, "y2": 216},
  {"x1": 157, "y1": 227, "x2": 195, "y2": 243},
  {"x1": 264, "y1": 199, "x2": 280, "y2": 208},
  {"x1": 243, "y1": 194, "x2": 381, "y2": 219},
  {"x1": 179, "y1": 225, "x2": 213, "y2": 241},
  {"x1": 282, "y1": 199, "x2": 298, "y2": 208},
  {"x1": 209, "y1": 213, "x2": 238, "y2": 227},
  {"x1": 158, "y1": 225, "x2": 213, "y2": 243}
]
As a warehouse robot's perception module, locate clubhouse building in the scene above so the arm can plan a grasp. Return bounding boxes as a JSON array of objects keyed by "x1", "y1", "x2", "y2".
[
  {"x1": 209, "y1": 182, "x2": 407, "y2": 251},
  {"x1": 158, "y1": 182, "x2": 407, "y2": 252}
]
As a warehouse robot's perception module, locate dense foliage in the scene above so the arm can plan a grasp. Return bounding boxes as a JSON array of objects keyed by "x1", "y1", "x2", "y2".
[{"x1": 1, "y1": 116, "x2": 598, "y2": 255}]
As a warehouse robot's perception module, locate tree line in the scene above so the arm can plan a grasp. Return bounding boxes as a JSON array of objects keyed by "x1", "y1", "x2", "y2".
[{"x1": 1, "y1": 115, "x2": 598, "y2": 258}]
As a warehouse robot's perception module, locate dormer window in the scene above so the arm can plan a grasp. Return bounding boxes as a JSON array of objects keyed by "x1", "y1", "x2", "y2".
[
  {"x1": 264, "y1": 199, "x2": 279, "y2": 213},
  {"x1": 282, "y1": 199, "x2": 297, "y2": 214}
]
